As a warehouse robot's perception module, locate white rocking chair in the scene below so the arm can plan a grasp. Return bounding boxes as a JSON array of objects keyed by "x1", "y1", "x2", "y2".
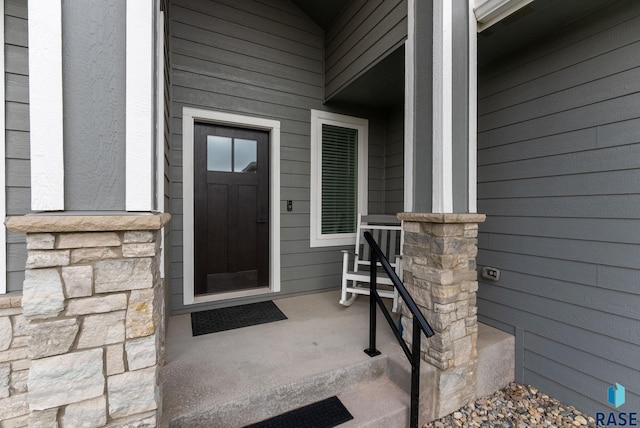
[{"x1": 340, "y1": 214, "x2": 404, "y2": 312}]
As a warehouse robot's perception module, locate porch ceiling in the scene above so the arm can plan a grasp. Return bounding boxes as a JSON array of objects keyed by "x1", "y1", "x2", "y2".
[
  {"x1": 292, "y1": 0, "x2": 404, "y2": 110},
  {"x1": 328, "y1": 46, "x2": 405, "y2": 110},
  {"x1": 291, "y1": 0, "x2": 347, "y2": 29}
]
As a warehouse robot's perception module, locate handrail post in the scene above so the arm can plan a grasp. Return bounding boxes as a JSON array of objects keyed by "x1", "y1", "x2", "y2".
[
  {"x1": 364, "y1": 249, "x2": 381, "y2": 357},
  {"x1": 411, "y1": 316, "x2": 421, "y2": 428}
]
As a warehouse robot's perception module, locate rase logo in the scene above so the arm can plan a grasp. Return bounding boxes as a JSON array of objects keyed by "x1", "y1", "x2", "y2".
[
  {"x1": 596, "y1": 383, "x2": 637, "y2": 427},
  {"x1": 609, "y1": 384, "x2": 626, "y2": 408}
]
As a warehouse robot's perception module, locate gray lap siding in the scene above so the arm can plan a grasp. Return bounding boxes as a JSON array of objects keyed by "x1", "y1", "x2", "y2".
[
  {"x1": 477, "y1": 0, "x2": 640, "y2": 415},
  {"x1": 5, "y1": 0, "x2": 29, "y2": 293}
]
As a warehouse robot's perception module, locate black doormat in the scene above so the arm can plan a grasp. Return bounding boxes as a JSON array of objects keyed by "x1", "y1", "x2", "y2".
[
  {"x1": 191, "y1": 301, "x2": 287, "y2": 336},
  {"x1": 244, "y1": 396, "x2": 353, "y2": 428}
]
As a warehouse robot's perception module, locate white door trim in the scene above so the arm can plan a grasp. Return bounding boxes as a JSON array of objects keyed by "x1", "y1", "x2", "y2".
[{"x1": 182, "y1": 107, "x2": 281, "y2": 305}]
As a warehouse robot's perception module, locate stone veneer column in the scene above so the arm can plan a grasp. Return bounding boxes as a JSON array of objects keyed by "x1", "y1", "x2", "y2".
[
  {"x1": 397, "y1": 213, "x2": 486, "y2": 420},
  {"x1": 4, "y1": 214, "x2": 170, "y2": 428},
  {"x1": 0, "y1": 294, "x2": 29, "y2": 425}
]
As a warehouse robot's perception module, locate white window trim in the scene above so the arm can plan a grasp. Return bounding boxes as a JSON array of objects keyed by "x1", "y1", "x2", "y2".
[
  {"x1": 28, "y1": 0, "x2": 64, "y2": 211},
  {"x1": 182, "y1": 107, "x2": 281, "y2": 305},
  {"x1": 310, "y1": 110, "x2": 368, "y2": 248}
]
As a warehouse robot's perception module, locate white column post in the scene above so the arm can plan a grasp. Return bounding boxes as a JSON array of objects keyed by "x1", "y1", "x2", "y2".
[
  {"x1": 432, "y1": 0, "x2": 454, "y2": 214},
  {"x1": 126, "y1": 0, "x2": 156, "y2": 211},
  {"x1": 28, "y1": 0, "x2": 65, "y2": 211}
]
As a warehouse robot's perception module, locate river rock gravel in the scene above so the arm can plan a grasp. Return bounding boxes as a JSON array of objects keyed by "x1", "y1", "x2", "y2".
[{"x1": 424, "y1": 382, "x2": 597, "y2": 428}]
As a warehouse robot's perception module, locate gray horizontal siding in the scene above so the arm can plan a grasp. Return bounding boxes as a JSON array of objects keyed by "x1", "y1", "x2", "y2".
[
  {"x1": 324, "y1": 0, "x2": 407, "y2": 101},
  {"x1": 4, "y1": 0, "x2": 29, "y2": 293},
  {"x1": 384, "y1": 107, "x2": 403, "y2": 214},
  {"x1": 477, "y1": 0, "x2": 640, "y2": 416},
  {"x1": 168, "y1": 0, "x2": 395, "y2": 313}
]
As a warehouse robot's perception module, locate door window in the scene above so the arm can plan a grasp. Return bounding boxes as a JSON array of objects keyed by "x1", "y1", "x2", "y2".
[{"x1": 207, "y1": 136, "x2": 257, "y2": 173}]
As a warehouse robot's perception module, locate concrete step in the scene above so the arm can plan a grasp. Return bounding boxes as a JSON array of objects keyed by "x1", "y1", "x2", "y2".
[
  {"x1": 476, "y1": 323, "x2": 515, "y2": 398},
  {"x1": 338, "y1": 377, "x2": 410, "y2": 428},
  {"x1": 164, "y1": 355, "x2": 392, "y2": 427}
]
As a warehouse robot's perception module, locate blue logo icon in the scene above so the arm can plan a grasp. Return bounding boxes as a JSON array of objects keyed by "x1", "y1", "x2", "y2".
[{"x1": 608, "y1": 383, "x2": 626, "y2": 408}]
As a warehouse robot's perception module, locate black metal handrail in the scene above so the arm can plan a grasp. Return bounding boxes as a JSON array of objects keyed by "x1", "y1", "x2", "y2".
[{"x1": 363, "y1": 231, "x2": 434, "y2": 428}]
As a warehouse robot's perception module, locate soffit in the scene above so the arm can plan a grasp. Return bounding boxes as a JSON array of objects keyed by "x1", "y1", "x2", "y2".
[{"x1": 290, "y1": 0, "x2": 347, "y2": 29}]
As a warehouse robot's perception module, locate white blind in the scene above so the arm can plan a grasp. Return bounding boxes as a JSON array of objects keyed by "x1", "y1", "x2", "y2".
[{"x1": 321, "y1": 124, "x2": 358, "y2": 234}]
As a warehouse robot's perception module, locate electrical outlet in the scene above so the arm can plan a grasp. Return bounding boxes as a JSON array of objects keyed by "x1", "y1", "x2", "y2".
[{"x1": 481, "y1": 267, "x2": 500, "y2": 281}]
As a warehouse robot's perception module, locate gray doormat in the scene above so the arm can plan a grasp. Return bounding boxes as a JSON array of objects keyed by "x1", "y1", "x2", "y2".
[
  {"x1": 244, "y1": 396, "x2": 353, "y2": 428},
  {"x1": 191, "y1": 301, "x2": 287, "y2": 336}
]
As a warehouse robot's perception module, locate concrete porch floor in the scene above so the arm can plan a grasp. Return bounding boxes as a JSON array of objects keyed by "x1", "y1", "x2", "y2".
[{"x1": 160, "y1": 290, "x2": 514, "y2": 427}]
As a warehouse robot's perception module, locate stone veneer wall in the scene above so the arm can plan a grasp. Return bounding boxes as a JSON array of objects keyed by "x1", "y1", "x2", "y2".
[
  {"x1": 0, "y1": 293, "x2": 29, "y2": 425},
  {"x1": 397, "y1": 213, "x2": 485, "y2": 422},
  {"x1": 3, "y1": 214, "x2": 170, "y2": 428}
]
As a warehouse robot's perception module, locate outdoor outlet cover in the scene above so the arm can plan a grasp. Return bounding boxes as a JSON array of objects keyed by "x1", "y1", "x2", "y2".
[{"x1": 481, "y1": 267, "x2": 501, "y2": 281}]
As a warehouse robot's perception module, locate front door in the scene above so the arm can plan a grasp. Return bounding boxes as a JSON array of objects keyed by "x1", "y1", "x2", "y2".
[{"x1": 194, "y1": 123, "x2": 269, "y2": 296}]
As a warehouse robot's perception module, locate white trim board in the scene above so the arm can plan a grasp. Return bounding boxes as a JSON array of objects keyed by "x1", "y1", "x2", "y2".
[
  {"x1": 0, "y1": 0, "x2": 5, "y2": 293},
  {"x1": 182, "y1": 107, "x2": 281, "y2": 305},
  {"x1": 309, "y1": 109, "x2": 368, "y2": 248},
  {"x1": 431, "y1": 0, "x2": 454, "y2": 213},
  {"x1": 475, "y1": 0, "x2": 534, "y2": 31},
  {"x1": 404, "y1": 0, "x2": 416, "y2": 213},
  {"x1": 126, "y1": 1, "x2": 155, "y2": 211},
  {"x1": 468, "y1": 0, "x2": 478, "y2": 214},
  {"x1": 156, "y1": 10, "x2": 166, "y2": 277},
  {"x1": 28, "y1": 0, "x2": 64, "y2": 211}
]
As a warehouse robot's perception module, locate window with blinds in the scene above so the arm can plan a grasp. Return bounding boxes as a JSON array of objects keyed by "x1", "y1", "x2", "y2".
[
  {"x1": 310, "y1": 109, "x2": 368, "y2": 247},
  {"x1": 321, "y1": 124, "x2": 358, "y2": 234}
]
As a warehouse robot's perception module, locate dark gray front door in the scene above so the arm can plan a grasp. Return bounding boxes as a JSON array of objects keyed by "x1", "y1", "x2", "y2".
[{"x1": 194, "y1": 123, "x2": 269, "y2": 295}]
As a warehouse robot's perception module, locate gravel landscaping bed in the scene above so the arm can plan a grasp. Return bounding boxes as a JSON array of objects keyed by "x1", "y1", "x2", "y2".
[{"x1": 425, "y1": 382, "x2": 596, "y2": 428}]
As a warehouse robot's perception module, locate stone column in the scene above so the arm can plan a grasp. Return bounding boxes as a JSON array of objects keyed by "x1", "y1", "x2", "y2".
[
  {"x1": 0, "y1": 294, "x2": 29, "y2": 425},
  {"x1": 4, "y1": 213, "x2": 170, "y2": 428},
  {"x1": 397, "y1": 213, "x2": 485, "y2": 420}
]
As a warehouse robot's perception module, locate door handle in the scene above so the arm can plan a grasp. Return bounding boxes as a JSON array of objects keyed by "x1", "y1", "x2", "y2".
[{"x1": 257, "y1": 218, "x2": 267, "y2": 224}]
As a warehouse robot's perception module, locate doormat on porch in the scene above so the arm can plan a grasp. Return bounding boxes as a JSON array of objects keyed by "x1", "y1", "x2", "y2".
[
  {"x1": 243, "y1": 396, "x2": 353, "y2": 428},
  {"x1": 191, "y1": 301, "x2": 287, "y2": 336}
]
